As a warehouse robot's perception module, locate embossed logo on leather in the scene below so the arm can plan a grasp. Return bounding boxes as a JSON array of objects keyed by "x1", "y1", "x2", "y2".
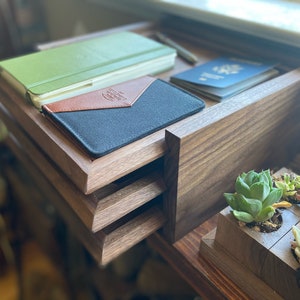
[
  {"x1": 42, "y1": 76, "x2": 156, "y2": 113},
  {"x1": 102, "y1": 88, "x2": 128, "y2": 102}
]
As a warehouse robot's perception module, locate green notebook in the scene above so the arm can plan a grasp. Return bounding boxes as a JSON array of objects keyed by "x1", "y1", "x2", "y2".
[{"x1": 0, "y1": 31, "x2": 176, "y2": 109}]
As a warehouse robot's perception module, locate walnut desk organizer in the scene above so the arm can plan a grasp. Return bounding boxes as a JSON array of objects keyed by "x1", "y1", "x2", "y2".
[{"x1": 1, "y1": 18, "x2": 300, "y2": 298}]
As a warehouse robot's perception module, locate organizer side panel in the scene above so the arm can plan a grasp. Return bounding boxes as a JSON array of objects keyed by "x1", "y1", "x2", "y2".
[{"x1": 164, "y1": 70, "x2": 300, "y2": 242}]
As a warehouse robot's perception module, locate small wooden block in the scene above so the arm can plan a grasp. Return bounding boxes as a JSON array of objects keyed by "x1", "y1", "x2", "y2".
[
  {"x1": 200, "y1": 204, "x2": 300, "y2": 299},
  {"x1": 215, "y1": 206, "x2": 300, "y2": 275},
  {"x1": 200, "y1": 229, "x2": 284, "y2": 300},
  {"x1": 262, "y1": 222, "x2": 300, "y2": 300}
]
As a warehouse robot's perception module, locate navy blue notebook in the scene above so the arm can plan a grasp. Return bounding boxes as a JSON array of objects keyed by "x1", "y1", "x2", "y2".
[{"x1": 42, "y1": 76, "x2": 205, "y2": 158}]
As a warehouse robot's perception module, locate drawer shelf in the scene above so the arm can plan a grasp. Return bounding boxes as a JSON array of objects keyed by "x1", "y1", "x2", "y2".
[
  {"x1": 2, "y1": 18, "x2": 300, "y2": 267},
  {"x1": 2, "y1": 131, "x2": 166, "y2": 266}
]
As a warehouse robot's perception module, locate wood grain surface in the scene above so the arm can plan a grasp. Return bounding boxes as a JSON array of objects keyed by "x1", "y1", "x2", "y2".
[
  {"x1": 0, "y1": 21, "x2": 220, "y2": 195},
  {"x1": 2, "y1": 19, "x2": 300, "y2": 297},
  {"x1": 164, "y1": 69, "x2": 300, "y2": 242},
  {"x1": 149, "y1": 216, "x2": 253, "y2": 299},
  {"x1": 3, "y1": 130, "x2": 165, "y2": 266}
]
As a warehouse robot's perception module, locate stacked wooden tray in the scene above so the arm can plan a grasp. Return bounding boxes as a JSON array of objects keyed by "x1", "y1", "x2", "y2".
[
  {"x1": 1, "y1": 19, "x2": 300, "y2": 267},
  {"x1": 0, "y1": 98, "x2": 167, "y2": 265}
]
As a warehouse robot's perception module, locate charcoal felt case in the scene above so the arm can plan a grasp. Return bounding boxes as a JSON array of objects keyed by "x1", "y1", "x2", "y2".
[{"x1": 42, "y1": 76, "x2": 205, "y2": 158}]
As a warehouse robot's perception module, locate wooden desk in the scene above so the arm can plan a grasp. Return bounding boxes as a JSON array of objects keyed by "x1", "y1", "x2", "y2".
[
  {"x1": 149, "y1": 216, "x2": 253, "y2": 300},
  {"x1": 1, "y1": 17, "x2": 300, "y2": 299}
]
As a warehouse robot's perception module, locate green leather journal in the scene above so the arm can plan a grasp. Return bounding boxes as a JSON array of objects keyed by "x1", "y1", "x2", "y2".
[{"x1": 0, "y1": 31, "x2": 176, "y2": 109}]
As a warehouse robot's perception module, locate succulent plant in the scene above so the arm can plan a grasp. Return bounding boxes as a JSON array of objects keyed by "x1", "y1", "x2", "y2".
[
  {"x1": 291, "y1": 226, "x2": 300, "y2": 263},
  {"x1": 274, "y1": 172, "x2": 300, "y2": 203},
  {"x1": 224, "y1": 169, "x2": 283, "y2": 224}
]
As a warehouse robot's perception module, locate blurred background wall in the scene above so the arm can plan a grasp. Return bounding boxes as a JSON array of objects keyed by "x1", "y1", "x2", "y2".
[
  {"x1": 43, "y1": 0, "x2": 143, "y2": 40},
  {"x1": 0, "y1": 0, "x2": 148, "y2": 58}
]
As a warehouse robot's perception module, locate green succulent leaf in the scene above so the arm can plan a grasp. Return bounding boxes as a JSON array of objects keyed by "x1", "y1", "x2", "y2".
[
  {"x1": 242, "y1": 170, "x2": 257, "y2": 186},
  {"x1": 224, "y1": 193, "x2": 239, "y2": 210},
  {"x1": 295, "y1": 176, "x2": 300, "y2": 189},
  {"x1": 225, "y1": 169, "x2": 281, "y2": 224},
  {"x1": 238, "y1": 194, "x2": 262, "y2": 218},
  {"x1": 249, "y1": 182, "x2": 270, "y2": 202},
  {"x1": 292, "y1": 226, "x2": 300, "y2": 247},
  {"x1": 235, "y1": 176, "x2": 251, "y2": 197},
  {"x1": 285, "y1": 191, "x2": 297, "y2": 196},
  {"x1": 262, "y1": 169, "x2": 273, "y2": 188},
  {"x1": 275, "y1": 181, "x2": 287, "y2": 190},
  {"x1": 295, "y1": 247, "x2": 300, "y2": 260},
  {"x1": 254, "y1": 206, "x2": 275, "y2": 222},
  {"x1": 232, "y1": 210, "x2": 255, "y2": 223},
  {"x1": 262, "y1": 188, "x2": 283, "y2": 208}
]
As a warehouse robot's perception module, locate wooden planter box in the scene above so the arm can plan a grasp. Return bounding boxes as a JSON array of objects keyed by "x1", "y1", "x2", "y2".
[{"x1": 200, "y1": 176, "x2": 300, "y2": 300}]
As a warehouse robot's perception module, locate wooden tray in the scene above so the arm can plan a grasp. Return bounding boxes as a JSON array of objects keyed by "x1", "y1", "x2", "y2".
[
  {"x1": 163, "y1": 69, "x2": 300, "y2": 242},
  {"x1": 2, "y1": 19, "x2": 300, "y2": 255},
  {"x1": 0, "y1": 21, "x2": 220, "y2": 195},
  {"x1": 0, "y1": 102, "x2": 165, "y2": 237},
  {"x1": 2, "y1": 121, "x2": 165, "y2": 266}
]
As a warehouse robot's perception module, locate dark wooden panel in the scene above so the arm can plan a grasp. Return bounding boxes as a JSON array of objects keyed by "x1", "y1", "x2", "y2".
[{"x1": 164, "y1": 69, "x2": 300, "y2": 242}]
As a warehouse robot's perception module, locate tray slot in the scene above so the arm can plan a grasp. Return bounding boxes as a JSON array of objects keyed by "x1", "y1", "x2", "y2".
[
  {"x1": 2, "y1": 133, "x2": 165, "y2": 266},
  {"x1": 0, "y1": 103, "x2": 166, "y2": 233},
  {"x1": 0, "y1": 81, "x2": 167, "y2": 194},
  {"x1": 92, "y1": 171, "x2": 165, "y2": 232}
]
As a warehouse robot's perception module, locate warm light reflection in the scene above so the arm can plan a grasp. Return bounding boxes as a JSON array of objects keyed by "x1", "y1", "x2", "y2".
[{"x1": 160, "y1": 0, "x2": 300, "y2": 32}]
